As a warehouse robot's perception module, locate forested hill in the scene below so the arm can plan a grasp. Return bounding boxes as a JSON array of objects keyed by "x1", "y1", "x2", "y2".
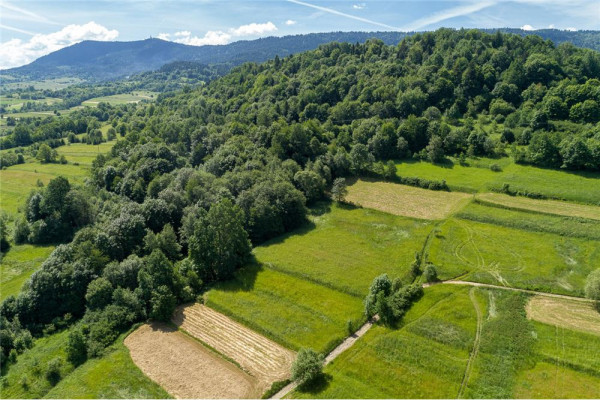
[
  {"x1": 2, "y1": 29, "x2": 600, "y2": 365},
  {"x1": 3, "y1": 28, "x2": 600, "y2": 82}
]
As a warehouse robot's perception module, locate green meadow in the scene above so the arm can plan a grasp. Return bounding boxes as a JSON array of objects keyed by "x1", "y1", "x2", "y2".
[
  {"x1": 205, "y1": 264, "x2": 364, "y2": 353},
  {"x1": 81, "y1": 91, "x2": 157, "y2": 106},
  {"x1": 395, "y1": 157, "x2": 600, "y2": 204},
  {"x1": 254, "y1": 203, "x2": 432, "y2": 296},
  {"x1": 0, "y1": 244, "x2": 55, "y2": 301}
]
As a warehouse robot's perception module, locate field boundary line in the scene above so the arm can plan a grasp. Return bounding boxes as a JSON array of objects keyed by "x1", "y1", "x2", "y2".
[
  {"x1": 427, "y1": 280, "x2": 594, "y2": 302},
  {"x1": 270, "y1": 315, "x2": 379, "y2": 399},
  {"x1": 457, "y1": 287, "x2": 482, "y2": 399}
]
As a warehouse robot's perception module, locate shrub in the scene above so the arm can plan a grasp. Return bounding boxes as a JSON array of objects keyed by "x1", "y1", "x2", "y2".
[
  {"x1": 423, "y1": 264, "x2": 438, "y2": 282},
  {"x1": 66, "y1": 328, "x2": 87, "y2": 366},
  {"x1": 45, "y1": 357, "x2": 62, "y2": 385},
  {"x1": 490, "y1": 163, "x2": 502, "y2": 172},
  {"x1": 291, "y1": 348, "x2": 323, "y2": 387}
]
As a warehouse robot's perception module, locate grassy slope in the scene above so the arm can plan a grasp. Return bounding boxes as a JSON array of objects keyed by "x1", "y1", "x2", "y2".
[
  {"x1": 0, "y1": 244, "x2": 54, "y2": 301},
  {"x1": 395, "y1": 157, "x2": 600, "y2": 204},
  {"x1": 254, "y1": 203, "x2": 432, "y2": 296},
  {"x1": 205, "y1": 264, "x2": 364, "y2": 353},
  {"x1": 428, "y1": 218, "x2": 599, "y2": 296},
  {"x1": 0, "y1": 328, "x2": 170, "y2": 399}
]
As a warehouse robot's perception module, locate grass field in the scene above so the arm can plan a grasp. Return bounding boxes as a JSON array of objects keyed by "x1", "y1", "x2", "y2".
[
  {"x1": 205, "y1": 264, "x2": 364, "y2": 353},
  {"x1": 475, "y1": 192, "x2": 600, "y2": 220},
  {"x1": 293, "y1": 285, "x2": 477, "y2": 398},
  {"x1": 81, "y1": 91, "x2": 157, "y2": 106},
  {"x1": 428, "y1": 218, "x2": 599, "y2": 296},
  {"x1": 0, "y1": 244, "x2": 55, "y2": 301},
  {"x1": 526, "y1": 296, "x2": 600, "y2": 336},
  {"x1": 254, "y1": 203, "x2": 432, "y2": 296},
  {"x1": 345, "y1": 179, "x2": 471, "y2": 220},
  {"x1": 395, "y1": 157, "x2": 600, "y2": 204}
]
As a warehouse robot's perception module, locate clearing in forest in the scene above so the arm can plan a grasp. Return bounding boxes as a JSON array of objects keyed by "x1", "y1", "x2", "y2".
[
  {"x1": 475, "y1": 193, "x2": 600, "y2": 221},
  {"x1": 124, "y1": 323, "x2": 257, "y2": 399},
  {"x1": 345, "y1": 179, "x2": 471, "y2": 220},
  {"x1": 526, "y1": 296, "x2": 600, "y2": 336},
  {"x1": 173, "y1": 304, "x2": 295, "y2": 392}
]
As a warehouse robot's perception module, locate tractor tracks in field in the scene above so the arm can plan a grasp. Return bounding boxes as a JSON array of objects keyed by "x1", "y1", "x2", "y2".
[{"x1": 457, "y1": 287, "x2": 482, "y2": 399}]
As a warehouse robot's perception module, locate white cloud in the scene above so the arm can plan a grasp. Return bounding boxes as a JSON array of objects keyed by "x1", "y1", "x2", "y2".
[
  {"x1": 353, "y1": 3, "x2": 366, "y2": 10},
  {"x1": 230, "y1": 22, "x2": 277, "y2": 36},
  {"x1": 285, "y1": 19, "x2": 297, "y2": 26},
  {"x1": 521, "y1": 24, "x2": 536, "y2": 30},
  {"x1": 548, "y1": 24, "x2": 555, "y2": 28},
  {"x1": 565, "y1": 27, "x2": 578, "y2": 31},
  {"x1": 0, "y1": 21, "x2": 119, "y2": 69},
  {"x1": 161, "y1": 21, "x2": 278, "y2": 47}
]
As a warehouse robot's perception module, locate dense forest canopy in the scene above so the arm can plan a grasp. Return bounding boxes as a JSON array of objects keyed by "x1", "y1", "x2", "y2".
[{"x1": 2, "y1": 29, "x2": 600, "y2": 365}]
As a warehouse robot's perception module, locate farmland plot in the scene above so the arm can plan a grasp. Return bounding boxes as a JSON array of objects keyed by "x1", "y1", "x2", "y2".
[{"x1": 173, "y1": 304, "x2": 295, "y2": 391}]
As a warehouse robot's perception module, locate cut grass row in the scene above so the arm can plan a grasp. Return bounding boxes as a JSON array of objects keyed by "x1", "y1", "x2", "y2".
[{"x1": 395, "y1": 157, "x2": 600, "y2": 205}]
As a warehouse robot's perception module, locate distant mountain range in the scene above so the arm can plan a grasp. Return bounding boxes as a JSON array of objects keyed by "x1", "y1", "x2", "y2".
[{"x1": 2, "y1": 29, "x2": 599, "y2": 82}]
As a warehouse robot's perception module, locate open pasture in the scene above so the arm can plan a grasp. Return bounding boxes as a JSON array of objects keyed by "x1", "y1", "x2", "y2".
[
  {"x1": 254, "y1": 203, "x2": 432, "y2": 296},
  {"x1": 476, "y1": 192, "x2": 600, "y2": 220},
  {"x1": 345, "y1": 178, "x2": 471, "y2": 220},
  {"x1": 427, "y1": 218, "x2": 599, "y2": 296},
  {"x1": 173, "y1": 303, "x2": 294, "y2": 391},
  {"x1": 293, "y1": 285, "x2": 477, "y2": 398},
  {"x1": 395, "y1": 157, "x2": 600, "y2": 204},
  {"x1": 526, "y1": 296, "x2": 600, "y2": 336},
  {"x1": 0, "y1": 244, "x2": 55, "y2": 301},
  {"x1": 125, "y1": 322, "x2": 257, "y2": 399},
  {"x1": 81, "y1": 91, "x2": 157, "y2": 106},
  {"x1": 205, "y1": 264, "x2": 364, "y2": 353}
]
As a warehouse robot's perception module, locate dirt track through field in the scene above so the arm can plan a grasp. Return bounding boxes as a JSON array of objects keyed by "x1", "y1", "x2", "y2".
[
  {"x1": 526, "y1": 295, "x2": 600, "y2": 336},
  {"x1": 173, "y1": 304, "x2": 295, "y2": 392},
  {"x1": 457, "y1": 288, "x2": 482, "y2": 399},
  {"x1": 124, "y1": 322, "x2": 257, "y2": 399}
]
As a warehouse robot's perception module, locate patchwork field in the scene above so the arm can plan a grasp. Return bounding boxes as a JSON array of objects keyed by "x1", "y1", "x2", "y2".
[
  {"x1": 173, "y1": 304, "x2": 295, "y2": 392},
  {"x1": 475, "y1": 192, "x2": 600, "y2": 220},
  {"x1": 125, "y1": 323, "x2": 258, "y2": 399},
  {"x1": 525, "y1": 296, "x2": 600, "y2": 336},
  {"x1": 395, "y1": 157, "x2": 600, "y2": 204},
  {"x1": 205, "y1": 265, "x2": 364, "y2": 353},
  {"x1": 427, "y1": 218, "x2": 599, "y2": 296},
  {"x1": 345, "y1": 179, "x2": 471, "y2": 220},
  {"x1": 254, "y1": 203, "x2": 432, "y2": 296}
]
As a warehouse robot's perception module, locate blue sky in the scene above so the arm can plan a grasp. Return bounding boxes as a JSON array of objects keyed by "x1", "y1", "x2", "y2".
[{"x1": 1, "y1": 0, "x2": 599, "y2": 69}]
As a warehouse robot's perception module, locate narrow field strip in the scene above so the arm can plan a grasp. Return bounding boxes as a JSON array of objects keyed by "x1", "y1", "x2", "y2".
[
  {"x1": 345, "y1": 178, "x2": 472, "y2": 220},
  {"x1": 457, "y1": 288, "x2": 482, "y2": 399},
  {"x1": 526, "y1": 296, "x2": 600, "y2": 336},
  {"x1": 124, "y1": 322, "x2": 257, "y2": 399},
  {"x1": 476, "y1": 193, "x2": 600, "y2": 221},
  {"x1": 173, "y1": 304, "x2": 295, "y2": 391}
]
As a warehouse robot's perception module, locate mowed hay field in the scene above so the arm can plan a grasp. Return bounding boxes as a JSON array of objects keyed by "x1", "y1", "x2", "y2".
[
  {"x1": 475, "y1": 192, "x2": 600, "y2": 221},
  {"x1": 254, "y1": 203, "x2": 432, "y2": 296},
  {"x1": 173, "y1": 304, "x2": 294, "y2": 392},
  {"x1": 81, "y1": 91, "x2": 157, "y2": 106},
  {"x1": 345, "y1": 179, "x2": 471, "y2": 220},
  {"x1": 525, "y1": 296, "x2": 600, "y2": 336},
  {"x1": 428, "y1": 218, "x2": 600, "y2": 296},
  {"x1": 125, "y1": 323, "x2": 258, "y2": 399},
  {"x1": 395, "y1": 157, "x2": 600, "y2": 204},
  {"x1": 205, "y1": 265, "x2": 364, "y2": 353}
]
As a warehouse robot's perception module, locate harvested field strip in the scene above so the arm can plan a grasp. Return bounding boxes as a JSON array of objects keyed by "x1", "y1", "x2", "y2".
[
  {"x1": 515, "y1": 361, "x2": 600, "y2": 398},
  {"x1": 476, "y1": 192, "x2": 600, "y2": 220},
  {"x1": 124, "y1": 323, "x2": 258, "y2": 399},
  {"x1": 345, "y1": 178, "x2": 472, "y2": 220},
  {"x1": 526, "y1": 296, "x2": 600, "y2": 336},
  {"x1": 174, "y1": 304, "x2": 294, "y2": 389}
]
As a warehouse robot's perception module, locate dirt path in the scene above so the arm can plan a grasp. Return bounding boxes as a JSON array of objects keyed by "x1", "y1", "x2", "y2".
[
  {"x1": 426, "y1": 280, "x2": 594, "y2": 302},
  {"x1": 457, "y1": 288, "x2": 482, "y2": 399},
  {"x1": 270, "y1": 316, "x2": 379, "y2": 399}
]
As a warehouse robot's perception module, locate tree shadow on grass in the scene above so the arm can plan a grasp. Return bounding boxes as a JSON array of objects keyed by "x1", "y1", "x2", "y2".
[{"x1": 295, "y1": 373, "x2": 332, "y2": 395}]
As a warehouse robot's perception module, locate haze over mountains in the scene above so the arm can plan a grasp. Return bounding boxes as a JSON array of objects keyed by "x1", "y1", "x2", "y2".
[{"x1": 2, "y1": 28, "x2": 600, "y2": 83}]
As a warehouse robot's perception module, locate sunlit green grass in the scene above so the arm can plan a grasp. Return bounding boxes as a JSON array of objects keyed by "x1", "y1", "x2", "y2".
[
  {"x1": 0, "y1": 244, "x2": 55, "y2": 301},
  {"x1": 428, "y1": 218, "x2": 600, "y2": 296},
  {"x1": 81, "y1": 91, "x2": 157, "y2": 106},
  {"x1": 254, "y1": 203, "x2": 432, "y2": 296},
  {"x1": 395, "y1": 157, "x2": 600, "y2": 204},
  {"x1": 205, "y1": 264, "x2": 364, "y2": 353}
]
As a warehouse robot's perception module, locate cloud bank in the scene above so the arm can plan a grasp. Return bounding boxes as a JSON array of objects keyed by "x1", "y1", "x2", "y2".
[
  {"x1": 1, "y1": 21, "x2": 118, "y2": 69},
  {"x1": 158, "y1": 21, "x2": 278, "y2": 47}
]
